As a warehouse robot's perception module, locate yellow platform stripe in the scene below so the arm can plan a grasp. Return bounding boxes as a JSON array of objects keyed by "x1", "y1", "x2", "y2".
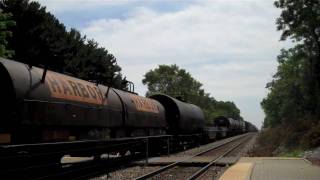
[{"x1": 219, "y1": 162, "x2": 253, "y2": 180}]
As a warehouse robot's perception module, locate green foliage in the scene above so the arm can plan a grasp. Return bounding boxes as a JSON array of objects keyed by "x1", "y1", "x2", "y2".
[
  {"x1": 0, "y1": 11, "x2": 15, "y2": 58},
  {"x1": 0, "y1": 0, "x2": 127, "y2": 89},
  {"x1": 261, "y1": 46, "x2": 306, "y2": 127},
  {"x1": 142, "y1": 64, "x2": 202, "y2": 100},
  {"x1": 260, "y1": 0, "x2": 320, "y2": 150},
  {"x1": 142, "y1": 64, "x2": 243, "y2": 123},
  {"x1": 275, "y1": 0, "x2": 320, "y2": 45},
  {"x1": 279, "y1": 149, "x2": 304, "y2": 158},
  {"x1": 213, "y1": 101, "x2": 242, "y2": 121}
]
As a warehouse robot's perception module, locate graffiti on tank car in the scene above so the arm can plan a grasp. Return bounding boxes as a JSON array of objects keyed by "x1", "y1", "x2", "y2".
[
  {"x1": 130, "y1": 95, "x2": 159, "y2": 113},
  {"x1": 45, "y1": 71, "x2": 106, "y2": 105}
]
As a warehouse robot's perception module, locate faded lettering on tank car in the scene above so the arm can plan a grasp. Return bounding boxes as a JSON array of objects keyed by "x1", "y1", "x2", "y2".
[
  {"x1": 130, "y1": 95, "x2": 159, "y2": 113},
  {"x1": 45, "y1": 71, "x2": 106, "y2": 105}
]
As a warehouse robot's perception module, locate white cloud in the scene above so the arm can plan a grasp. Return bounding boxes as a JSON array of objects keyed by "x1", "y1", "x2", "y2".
[
  {"x1": 34, "y1": 0, "x2": 135, "y2": 13},
  {"x1": 195, "y1": 60, "x2": 276, "y2": 98}
]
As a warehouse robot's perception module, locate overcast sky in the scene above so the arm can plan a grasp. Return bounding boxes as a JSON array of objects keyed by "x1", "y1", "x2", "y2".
[{"x1": 36, "y1": 0, "x2": 292, "y2": 128}]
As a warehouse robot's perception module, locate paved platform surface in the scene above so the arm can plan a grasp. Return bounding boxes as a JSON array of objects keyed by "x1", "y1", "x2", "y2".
[
  {"x1": 134, "y1": 156, "x2": 239, "y2": 165},
  {"x1": 219, "y1": 157, "x2": 320, "y2": 180}
]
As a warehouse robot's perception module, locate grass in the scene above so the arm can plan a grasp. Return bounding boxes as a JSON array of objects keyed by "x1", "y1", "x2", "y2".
[{"x1": 278, "y1": 149, "x2": 305, "y2": 158}]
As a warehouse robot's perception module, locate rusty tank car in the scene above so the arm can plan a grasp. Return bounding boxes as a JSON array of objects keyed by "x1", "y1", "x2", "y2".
[{"x1": 0, "y1": 58, "x2": 166, "y2": 144}]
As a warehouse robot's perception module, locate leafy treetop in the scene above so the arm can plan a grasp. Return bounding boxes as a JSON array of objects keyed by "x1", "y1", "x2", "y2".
[
  {"x1": 142, "y1": 64, "x2": 243, "y2": 123},
  {"x1": 0, "y1": 11, "x2": 15, "y2": 58}
]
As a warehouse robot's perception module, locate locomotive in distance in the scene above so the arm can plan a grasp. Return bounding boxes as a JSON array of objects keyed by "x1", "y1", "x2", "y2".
[{"x1": 0, "y1": 58, "x2": 257, "y2": 144}]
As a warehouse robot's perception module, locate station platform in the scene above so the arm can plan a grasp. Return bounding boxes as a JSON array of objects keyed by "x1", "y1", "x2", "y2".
[{"x1": 219, "y1": 157, "x2": 320, "y2": 180}]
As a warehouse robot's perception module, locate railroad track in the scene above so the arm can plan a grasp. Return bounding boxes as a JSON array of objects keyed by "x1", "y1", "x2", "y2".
[
  {"x1": 0, "y1": 135, "x2": 173, "y2": 180},
  {"x1": 134, "y1": 134, "x2": 252, "y2": 180},
  {"x1": 2, "y1": 150, "x2": 147, "y2": 180},
  {"x1": 0, "y1": 139, "x2": 146, "y2": 180}
]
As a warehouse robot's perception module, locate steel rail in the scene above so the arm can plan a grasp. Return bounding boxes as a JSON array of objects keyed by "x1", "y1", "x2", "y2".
[
  {"x1": 186, "y1": 136, "x2": 251, "y2": 180},
  {"x1": 134, "y1": 134, "x2": 249, "y2": 180}
]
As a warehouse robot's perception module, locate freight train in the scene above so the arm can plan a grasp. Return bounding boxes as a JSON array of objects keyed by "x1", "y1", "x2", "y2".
[{"x1": 0, "y1": 58, "x2": 257, "y2": 144}]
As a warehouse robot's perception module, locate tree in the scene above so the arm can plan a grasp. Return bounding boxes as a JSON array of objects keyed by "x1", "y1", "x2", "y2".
[
  {"x1": 260, "y1": 0, "x2": 320, "y2": 149},
  {"x1": 142, "y1": 64, "x2": 243, "y2": 123},
  {"x1": 142, "y1": 64, "x2": 202, "y2": 101},
  {"x1": 263, "y1": 0, "x2": 320, "y2": 127},
  {"x1": 275, "y1": 0, "x2": 320, "y2": 116},
  {"x1": 0, "y1": 0, "x2": 127, "y2": 89},
  {"x1": 213, "y1": 101, "x2": 243, "y2": 121},
  {"x1": 0, "y1": 11, "x2": 15, "y2": 58},
  {"x1": 261, "y1": 46, "x2": 305, "y2": 128},
  {"x1": 275, "y1": 0, "x2": 320, "y2": 54}
]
